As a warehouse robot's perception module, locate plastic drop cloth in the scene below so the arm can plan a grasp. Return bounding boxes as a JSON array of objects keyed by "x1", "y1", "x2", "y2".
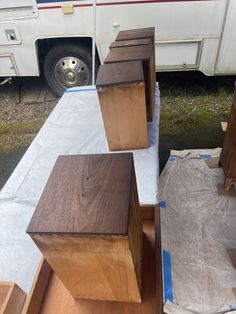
[
  {"x1": 0, "y1": 85, "x2": 160, "y2": 293},
  {"x1": 160, "y1": 149, "x2": 236, "y2": 314}
]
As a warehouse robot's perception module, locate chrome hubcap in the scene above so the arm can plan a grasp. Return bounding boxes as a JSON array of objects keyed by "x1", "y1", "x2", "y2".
[{"x1": 54, "y1": 57, "x2": 90, "y2": 88}]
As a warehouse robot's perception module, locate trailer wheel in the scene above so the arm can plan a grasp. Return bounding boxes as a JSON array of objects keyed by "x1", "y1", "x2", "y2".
[{"x1": 44, "y1": 44, "x2": 93, "y2": 96}]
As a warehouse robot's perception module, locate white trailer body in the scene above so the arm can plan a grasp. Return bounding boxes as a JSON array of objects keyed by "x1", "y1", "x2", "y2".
[{"x1": 0, "y1": 0, "x2": 235, "y2": 94}]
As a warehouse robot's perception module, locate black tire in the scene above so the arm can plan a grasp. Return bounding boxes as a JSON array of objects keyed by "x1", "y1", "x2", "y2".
[{"x1": 44, "y1": 44, "x2": 93, "y2": 96}]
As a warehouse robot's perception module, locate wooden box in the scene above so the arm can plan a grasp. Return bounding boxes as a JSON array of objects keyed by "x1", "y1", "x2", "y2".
[
  {"x1": 96, "y1": 61, "x2": 148, "y2": 151},
  {"x1": 219, "y1": 84, "x2": 236, "y2": 191},
  {"x1": 27, "y1": 153, "x2": 143, "y2": 303},
  {"x1": 104, "y1": 45, "x2": 155, "y2": 121},
  {"x1": 110, "y1": 38, "x2": 152, "y2": 49},
  {"x1": 23, "y1": 212, "x2": 163, "y2": 314},
  {"x1": 0, "y1": 281, "x2": 26, "y2": 314}
]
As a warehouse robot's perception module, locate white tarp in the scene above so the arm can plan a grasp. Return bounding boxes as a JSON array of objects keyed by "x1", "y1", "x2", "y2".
[
  {"x1": 160, "y1": 149, "x2": 236, "y2": 314},
  {"x1": 0, "y1": 85, "x2": 160, "y2": 293}
]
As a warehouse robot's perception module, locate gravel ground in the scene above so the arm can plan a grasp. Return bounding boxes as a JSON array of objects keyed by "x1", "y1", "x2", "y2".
[{"x1": 0, "y1": 77, "x2": 58, "y2": 152}]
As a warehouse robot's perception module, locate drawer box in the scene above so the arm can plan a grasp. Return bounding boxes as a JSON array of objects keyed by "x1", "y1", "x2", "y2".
[
  {"x1": 104, "y1": 44, "x2": 155, "y2": 121},
  {"x1": 96, "y1": 61, "x2": 148, "y2": 151},
  {"x1": 27, "y1": 153, "x2": 143, "y2": 303}
]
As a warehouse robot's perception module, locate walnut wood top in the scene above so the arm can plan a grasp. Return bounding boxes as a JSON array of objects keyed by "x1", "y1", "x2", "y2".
[
  {"x1": 27, "y1": 153, "x2": 134, "y2": 235},
  {"x1": 96, "y1": 61, "x2": 144, "y2": 87},
  {"x1": 115, "y1": 27, "x2": 155, "y2": 42},
  {"x1": 110, "y1": 38, "x2": 152, "y2": 49},
  {"x1": 104, "y1": 45, "x2": 153, "y2": 64}
]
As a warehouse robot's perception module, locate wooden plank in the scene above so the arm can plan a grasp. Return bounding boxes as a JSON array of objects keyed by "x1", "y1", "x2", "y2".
[
  {"x1": 104, "y1": 45, "x2": 153, "y2": 64},
  {"x1": 115, "y1": 27, "x2": 155, "y2": 42},
  {"x1": 22, "y1": 258, "x2": 52, "y2": 314},
  {"x1": 27, "y1": 154, "x2": 133, "y2": 235},
  {"x1": 25, "y1": 221, "x2": 161, "y2": 314},
  {"x1": 0, "y1": 282, "x2": 26, "y2": 314},
  {"x1": 110, "y1": 38, "x2": 152, "y2": 49},
  {"x1": 97, "y1": 81, "x2": 148, "y2": 151},
  {"x1": 96, "y1": 61, "x2": 144, "y2": 87}
]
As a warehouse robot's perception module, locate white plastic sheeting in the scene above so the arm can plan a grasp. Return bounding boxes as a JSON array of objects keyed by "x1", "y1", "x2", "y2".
[
  {"x1": 160, "y1": 149, "x2": 236, "y2": 314},
  {"x1": 0, "y1": 85, "x2": 160, "y2": 293}
]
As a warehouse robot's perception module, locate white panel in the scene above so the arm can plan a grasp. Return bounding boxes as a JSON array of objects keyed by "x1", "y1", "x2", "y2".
[
  {"x1": 156, "y1": 42, "x2": 200, "y2": 69},
  {"x1": 0, "y1": 54, "x2": 17, "y2": 76},
  {"x1": 0, "y1": 23, "x2": 21, "y2": 45},
  {"x1": 0, "y1": 0, "x2": 37, "y2": 19},
  {"x1": 216, "y1": 0, "x2": 236, "y2": 73},
  {"x1": 96, "y1": 0, "x2": 226, "y2": 43},
  {"x1": 199, "y1": 38, "x2": 220, "y2": 76}
]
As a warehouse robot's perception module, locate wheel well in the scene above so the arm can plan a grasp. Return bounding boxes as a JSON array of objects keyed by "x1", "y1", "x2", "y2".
[{"x1": 36, "y1": 37, "x2": 100, "y2": 73}]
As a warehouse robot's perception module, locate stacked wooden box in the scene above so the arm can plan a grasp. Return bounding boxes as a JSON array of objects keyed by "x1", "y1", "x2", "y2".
[
  {"x1": 219, "y1": 83, "x2": 236, "y2": 191},
  {"x1": 97, "y1": 27, "x2": 156, "y2": 151},
  {"x1": 27, "y1": 153, "x2": 143, "y2": 303},
  {"x1": 25, "y1": 28, "x2": 161, "y2": 314}
]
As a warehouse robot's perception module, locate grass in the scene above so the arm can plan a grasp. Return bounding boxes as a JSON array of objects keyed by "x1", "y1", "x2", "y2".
[
  {"x1": 0, "y1": 120, "x2": 44, "y2": 152},
  {"x1": 158, "y1": 71, "x2": 235, "y2": 136}
]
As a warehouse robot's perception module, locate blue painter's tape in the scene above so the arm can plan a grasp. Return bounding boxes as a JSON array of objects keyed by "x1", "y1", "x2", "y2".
[
  {"x1": 163, "y1": 250, "x2": 173, "y2": 302},
  {"x1": 65, "y1": 88, "x2": 96, "y2": 93},
  {"x1": 169, "y1": 156, "x2": 177, "y2": 162},
  {"x1": 199, "y1": 153, "x2": 212, "y2": 159},
  {"x1": 159, "y1": 200, "x2": 166, "y2": 209}
]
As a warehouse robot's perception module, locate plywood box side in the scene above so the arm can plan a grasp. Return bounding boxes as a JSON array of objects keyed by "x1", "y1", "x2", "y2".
[
  {"x1": 0, "y1": 282, "x2": 26, "y2": 314},
  {"x1": 128, "y1": 173, "x2": 143, "y2": 295},
  {"x1": 22, "y1": 258, "x2": 52, "y2": 314},
  {"x1": 31, "y1": 235, "x2": 141, "y2": 302},
  {"x1": 24, "y1": 222, "x2": 159, "y2": 314},
  {"x1": 98, "y1": 82, "x2": 148, "y2": 151}
]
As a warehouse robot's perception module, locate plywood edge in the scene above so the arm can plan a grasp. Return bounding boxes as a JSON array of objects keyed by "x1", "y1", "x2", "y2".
[
  {"x1": 22, "y1": 258, "x2": 52, "y2": 314},
  {"x1": 221, "y1": 121, "x2": 228, "y2": 132}
]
